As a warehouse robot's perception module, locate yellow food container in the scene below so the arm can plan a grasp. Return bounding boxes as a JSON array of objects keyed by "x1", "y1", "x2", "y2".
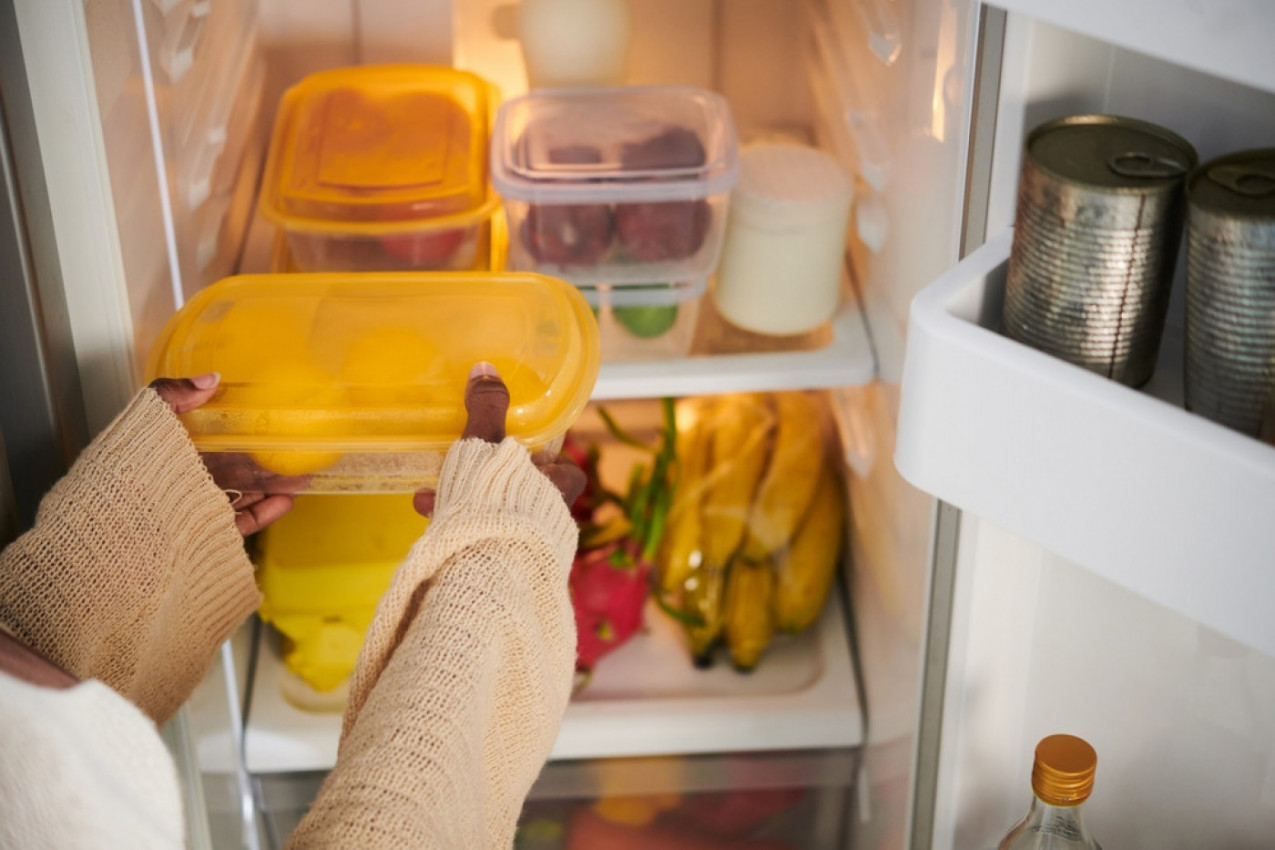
[
  {"x1": 256, "y1": 493, "x2": 428, "y2": 697},
  {"x1": 259, "y1": 65, "x2": 501, "y2": 272},
  {"x1": 145, "y1": 271, "x2": 599, "y2": 493}
]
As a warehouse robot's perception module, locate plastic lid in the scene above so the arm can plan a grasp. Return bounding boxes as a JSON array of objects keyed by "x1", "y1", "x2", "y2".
[
  {"x1": 491, "y1": 85, "x2": 739, "y2": 203},
  {"x1": 1189, "y1": 148, "x2": 1275, "y2": 219},
  {"x1": 1027, "y1": 114, "x2": 1197, "y2": 191},
  {"x1": 1031, "y1": 734, "x2": 1097, "y2": 806},
  {"x1": 729, "y1": 143, "x2": 854, "y2": 229},
  {"x1": 260, "y1": 65, "x2": 500, "y2": 234},
  {"x1": 144, "y1": 272, "x2": 599, "y2": 453}
]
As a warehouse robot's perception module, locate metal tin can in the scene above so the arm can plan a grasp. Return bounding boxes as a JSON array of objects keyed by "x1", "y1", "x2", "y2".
[
  {"x1": 1003, "y1": 115, "x2": 1197, "y2": 387},
  {"x1": 1184, "y1": 149, "x2": 1275, "y2": 438}
]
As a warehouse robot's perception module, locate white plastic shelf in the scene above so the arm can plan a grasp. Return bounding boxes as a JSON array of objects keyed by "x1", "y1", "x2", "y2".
[
  {"x1": 992, "y1": 0, "x2": 1275, "y2": 95},
  {"x1": 243, "y1": 593, "x2": 862, "y2": 773},
  {"x1": 895, "y1": 229, "x2": 1275, "y2": 658},
  {"x1": 592, "y1": 298, "x2": 876, "y2": 400}
]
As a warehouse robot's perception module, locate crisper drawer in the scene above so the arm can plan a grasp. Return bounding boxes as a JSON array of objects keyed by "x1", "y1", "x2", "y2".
[
  {"x1": 241, "y1": 589, "x2": 861, "y2": 772},
  {"x1": 250, "y1": 748, "x2": 859, "y2": 850}
]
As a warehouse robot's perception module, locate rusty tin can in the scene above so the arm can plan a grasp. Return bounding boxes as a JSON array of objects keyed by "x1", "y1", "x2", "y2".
[
  {"x1": 1184, "y1": 149, "x2": 1275, "y2": 438},
  {"x1": 1003, "y1": 115, "x2": 1197, "y2": 387}
]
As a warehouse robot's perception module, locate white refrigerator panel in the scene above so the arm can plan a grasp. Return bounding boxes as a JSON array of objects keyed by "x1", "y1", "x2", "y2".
[
  {"x1": 937, "y1": 518, "x2": 1275, "y2": 849},
  {"x1": 899, "y1": 5, "x2": 1275, "y2": 849}
]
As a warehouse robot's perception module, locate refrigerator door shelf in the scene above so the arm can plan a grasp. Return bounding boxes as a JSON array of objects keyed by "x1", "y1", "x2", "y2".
[
  {"x1": 992, "y1": 0, "x2": 1275, "y2": 95},
  {"x1": 895, "y1": 228, "x2": 1275, "y2": 657},
  {"x1": 240, "y1": 591, "x2": 861, "y2": 773}
]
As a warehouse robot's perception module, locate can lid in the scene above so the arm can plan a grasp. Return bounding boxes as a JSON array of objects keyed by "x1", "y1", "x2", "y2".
[
  {"x1": 1189, "y1": 148, "x2": 1275, "y2": 218},
  {"x1": 260, "y1": 65, "x2": 500, "y2": 235},
  {"x1": 1027, "y1": 115, "x2": 1197, "y2": 191},
  {"x1": 1031, "y1": 734, "x2": 1097, "y2": 807}
]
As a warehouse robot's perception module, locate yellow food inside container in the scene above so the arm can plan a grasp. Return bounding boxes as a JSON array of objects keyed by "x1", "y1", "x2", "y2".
[
  {"x1": 255, "y1": 493, "x2": 429, "y2": 694},
  {"x1": 143, "y1": 271, "x2": 599, "y2": 493}
]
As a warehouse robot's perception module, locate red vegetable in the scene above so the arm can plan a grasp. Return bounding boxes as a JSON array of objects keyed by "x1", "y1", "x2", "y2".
[
  {"x1": 570, "y1": 540, "x2": 650, "y2": 673},
  {"x1": 675, "y1": 787, "x2": 806, "y2": 836},
  {"x1": 620, "y1": 126, "x2": 707, "y2": 171},
  {"x1": 378, "y1": 228, "x2": 465, "y2": 267},
  {"x1": 521, "y1": 203, "x2": 614, "y2": 266},
  {"x1": 567, "y1": 808, "x2": 795, "y2": 850},
  {"x1": 614, "y1": 199, "x2": 711, "y2": 262}
]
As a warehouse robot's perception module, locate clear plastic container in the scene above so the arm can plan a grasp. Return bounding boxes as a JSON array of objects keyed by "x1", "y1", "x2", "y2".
[
  {"x1": 490, "y1": 86, "x2": 739, "y2": 288},
  {"x1": 259, "y1": 65, "x2": 501, "y2": 272},
  {"x1": 144, "y1": 272, "x2": 600, "y2": 493},
  {"x1": 592, "y1": 278, "x2": 705, "y2": 361}
]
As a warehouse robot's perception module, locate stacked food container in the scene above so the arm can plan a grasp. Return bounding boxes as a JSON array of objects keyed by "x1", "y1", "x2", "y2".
[
  {"x1": 146, "y1": 63, "x2": 602, "y2": 705},
  {"x1": 491, "y1": 85, "x2": 740, "y2": 360}
]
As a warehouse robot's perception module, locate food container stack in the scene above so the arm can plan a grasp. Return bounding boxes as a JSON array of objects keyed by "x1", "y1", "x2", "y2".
[
  {"x1": 491, "y1": 85, "x2": 740, "y2": 358},
  {"x1": 259, "y1": 65, "x2": 501, "y2": 273}
]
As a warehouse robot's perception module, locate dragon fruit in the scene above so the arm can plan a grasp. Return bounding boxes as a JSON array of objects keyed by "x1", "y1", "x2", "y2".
[
  {"x1": 570, "y1": 540, "x2": 651, "y2": 674},
  {"x1": 566, "y1": 399, "x2": 678, "y2": 683}
]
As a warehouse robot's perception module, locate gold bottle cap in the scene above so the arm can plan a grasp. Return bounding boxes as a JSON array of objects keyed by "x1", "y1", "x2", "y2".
[{"x1": 1031, "y1": 734, "x2": 1097, "y2": 806}]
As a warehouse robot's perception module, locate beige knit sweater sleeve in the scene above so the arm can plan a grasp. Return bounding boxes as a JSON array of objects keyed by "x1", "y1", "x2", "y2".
[
  {"x1": 287, "y1": 437, "x2": 579, "y2": 850},
  {"x1": 0, "y1": 388, "x2": 259, "y2": 725}
]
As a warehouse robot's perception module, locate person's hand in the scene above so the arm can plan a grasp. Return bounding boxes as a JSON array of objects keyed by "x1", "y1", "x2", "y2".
[
  {"x1": 150, "y1": 374, "x2": 295, "y2": 536},
  {"x1": 412, "y1": 362, "x2": 586, "y2": 518}
]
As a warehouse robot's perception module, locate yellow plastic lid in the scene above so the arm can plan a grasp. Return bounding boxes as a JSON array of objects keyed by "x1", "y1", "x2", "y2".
[
  {"x1": 145, "y1": 272, "x2": 599, "y2": 459},
  {"x1": 260, "y1": 65, "x2": 500, "y2": 235}
]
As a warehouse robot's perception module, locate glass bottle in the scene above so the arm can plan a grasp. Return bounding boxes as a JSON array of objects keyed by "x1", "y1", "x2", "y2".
[{"x1": 998, "y1": 734, "x2": 1102, "y2": 850}]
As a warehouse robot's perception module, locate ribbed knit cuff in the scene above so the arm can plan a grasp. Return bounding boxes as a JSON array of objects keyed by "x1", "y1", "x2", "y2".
[
  {"x1": 339, "y1": 437, "x2": 579, "y2": 739},
  {"x1": 0, "y1": 388, "x2": 259, "y2": 723},
  {"x1": 431, "y1": 438, "x2": 579, "y2": 571}
]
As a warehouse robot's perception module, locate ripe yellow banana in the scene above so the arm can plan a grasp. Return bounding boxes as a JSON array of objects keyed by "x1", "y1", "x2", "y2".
[
  {"x1": 741, "y1": 392, "x2": 826, "y2": 564},
  {"x1": 724, "y1": 557, "x2": 775, "y2": 672},
  {"x1": 682, "y1": 560, "x2": 728, "y2": 666},
  {"x1": 658, "y1": 398, "x2": 715, "y2": 596},
  {"x1": 774, "y1": 465, "x2": 845, "y2": 634},
  {"x1": 700, "y1": 394, "x2": 774, "y2": 570}
]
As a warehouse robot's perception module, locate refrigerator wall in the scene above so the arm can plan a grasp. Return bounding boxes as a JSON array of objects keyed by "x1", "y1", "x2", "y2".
[{"x1": 6, "y1": 1, "x2": 884, "y2": 847}]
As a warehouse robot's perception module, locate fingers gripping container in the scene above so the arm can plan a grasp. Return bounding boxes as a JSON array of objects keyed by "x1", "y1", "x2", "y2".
[
  {"x1": 144, "y1": 272, "x2": 600, "y2": 494},
  {"x1": 259, "y1": 65, "x2": 501, "y2": 272},
  {"x1": 490, "y1": 86, "x2": 739, "y2": 294}
]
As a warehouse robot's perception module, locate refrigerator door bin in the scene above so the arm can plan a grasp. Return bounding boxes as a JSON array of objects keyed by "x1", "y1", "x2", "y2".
[{"x1": 895, "y1": 228, "x2": 1275, "y2": 656}]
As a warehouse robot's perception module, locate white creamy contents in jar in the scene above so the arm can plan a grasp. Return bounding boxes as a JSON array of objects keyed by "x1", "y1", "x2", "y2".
[{"x1": 712, "y1": 143, "x2": 854, "y2": 336}]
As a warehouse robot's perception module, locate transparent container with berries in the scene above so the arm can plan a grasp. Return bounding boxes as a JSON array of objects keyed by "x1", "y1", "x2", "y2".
[{"x1": 490, "y1": 86, "x2": 739, "y2": 291}]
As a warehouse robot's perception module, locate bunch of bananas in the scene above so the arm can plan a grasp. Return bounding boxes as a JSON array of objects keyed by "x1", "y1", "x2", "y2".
[{"x1": 657, "y1": 392, "x2": 845, "y2": 671}]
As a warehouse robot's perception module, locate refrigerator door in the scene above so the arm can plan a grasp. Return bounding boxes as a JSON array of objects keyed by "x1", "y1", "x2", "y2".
[{"x1": 899, "y1": 3, "x2": 1275, "y2": 847}]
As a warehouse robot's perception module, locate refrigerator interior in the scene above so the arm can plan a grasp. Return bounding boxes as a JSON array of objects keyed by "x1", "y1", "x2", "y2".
[
  {"x1": 52, "y1": 0, "x2": 907, "y2": 846},
  {"x1": 10, "y1": 0, "x2": 1275, "y2": 847}
]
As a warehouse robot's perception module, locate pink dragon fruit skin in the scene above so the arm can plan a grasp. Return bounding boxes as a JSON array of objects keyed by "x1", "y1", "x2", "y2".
[{"x1": 570, "y1": 540, "x2": 650, "y2": 673}]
